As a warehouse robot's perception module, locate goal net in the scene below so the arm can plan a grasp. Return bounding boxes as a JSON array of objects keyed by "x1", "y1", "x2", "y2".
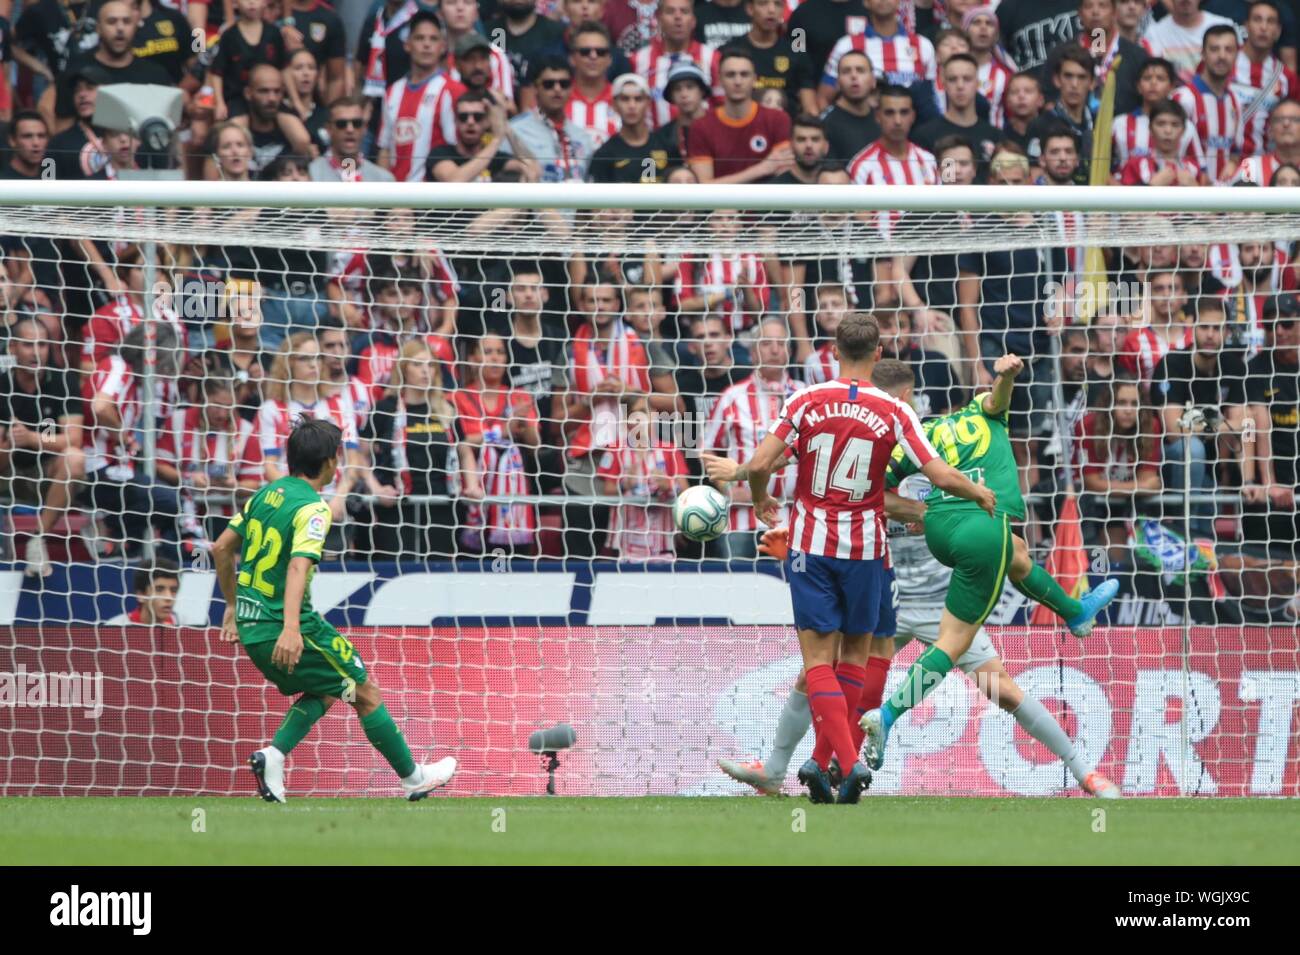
[{"x1": 0, "y1": 181, "x2": 1297, "y2": 798}]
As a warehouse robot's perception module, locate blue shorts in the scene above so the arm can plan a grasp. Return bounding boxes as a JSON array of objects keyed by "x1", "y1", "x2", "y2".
[
  {"x1": 786, "y1": 551, "x2": 889, "y2": 636},
  {"x1": 875, "y1": 567, "x2": 898, "y2": 638}
]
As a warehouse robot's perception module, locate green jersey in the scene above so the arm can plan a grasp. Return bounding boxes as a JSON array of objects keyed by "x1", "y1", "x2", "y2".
[
  {"x1": 888, "y1": 393, "x2": 1025, "y2": 520},
  {"x1": 228, "y1": 476, "x2": 332, "y2": 642}
]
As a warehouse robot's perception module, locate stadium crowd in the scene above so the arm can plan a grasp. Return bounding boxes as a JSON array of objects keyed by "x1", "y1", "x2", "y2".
[{"x1": 2, "y1": 0, "x2": 1300, "y2": 622}]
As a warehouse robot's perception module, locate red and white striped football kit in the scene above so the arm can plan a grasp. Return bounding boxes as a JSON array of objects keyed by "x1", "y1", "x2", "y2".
[
  {"x1": 377, "y1": 71, "x2": 466, "y2": 182},
  {"x1": 1117, "y1": 322, "x2": 1194, "y2": 382},
  {"x1": 630, "y1": 40, "x2": 722, "y2": 127},
  {"x1": 1172, "y1": 76, "x2": 1242, "y2": 184},
  {"x1": 772, "y1": 378, "x2": 938, "y2": 560},
  {"x1": 978, "y1": 58, "x2": 1012, "y2": 127},
  {"x1": 672, "y1": 253, "x2": 770, "y2": 332},
  {"x1": 157, "y1": 407, "x2": 263, "y2": 517},
  {"x1": 566, "y1": 84, "x2": 621, "y2": 148},
  {"x1": 84, "y1": 355, "x2": 142, "y2": 481},
  {"x1": 704, "y1": 373, "x2": 803, "y2": 531},
  {"x1": 82, "y1": 297, "x2": 188, "y2": 369},
  {"x1": 1229, "y1": 151, "x2": 1291, "y2": 185},
  {"x1": 569, "y1": 321, "x2": 651, "y2": 456},
  {"x1": 1116, "y1": 153, "x2": 1203, "y2": 184},
  {"x1": 455, "y1": 386, "x2": 539, "y2": 546},
  {"x1": 803, "y1": 342, "x2": 839, "y2": 385},
  {"x1": 1231, "y1": 51, "x2": 1300, "y2": 158},
  {"x1": 848, "y1": 141, "x2": 937, "y2": 236},
  {"x1": 596, "y1": 440, "x2": 688, "y2": 560},
  {"x1": 1110, "y1": 109, "x2": 1204, "y2": 168},
  {"x1": 258, "y1": 395, "x2": 360, "y2": 494},
  {"x1": 823, "y1": 27, "x2": 936, "y2": 88}
]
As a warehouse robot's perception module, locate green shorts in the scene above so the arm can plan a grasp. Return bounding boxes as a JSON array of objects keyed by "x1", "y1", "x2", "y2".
[
  {"x1": 923, "y1": 508, "x2": 1014, "y2": 626},
  {"x1": 240, "y1": 613, "x2": 368, "y2": 699}
]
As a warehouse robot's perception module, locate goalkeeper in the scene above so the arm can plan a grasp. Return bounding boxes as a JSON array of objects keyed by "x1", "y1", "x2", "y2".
[{"x1": 212, "y1": 418, "x2": 457, "y2": 802}]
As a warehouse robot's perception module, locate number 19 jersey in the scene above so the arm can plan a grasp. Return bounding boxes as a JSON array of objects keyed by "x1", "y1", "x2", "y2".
[
  {"x1": 228, "y1": 475, "x2": 332, "y2": 642},
  {"x1": 773, "y1": 377, "x2": 938, "y2": 559}
]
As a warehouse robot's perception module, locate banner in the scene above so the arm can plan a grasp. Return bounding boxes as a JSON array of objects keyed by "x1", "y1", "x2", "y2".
[{"x1": 2, "y1": 626, "x2": 1296, "y2": 797}]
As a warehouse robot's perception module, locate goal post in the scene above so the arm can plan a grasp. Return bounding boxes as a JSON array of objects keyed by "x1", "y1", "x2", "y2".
[{"x1": 0, "y1": 181, "x2": 1297, "y2": 798}]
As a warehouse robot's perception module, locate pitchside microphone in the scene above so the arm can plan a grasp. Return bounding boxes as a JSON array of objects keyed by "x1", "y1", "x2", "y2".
[{"x1": 528, "y1": 724, "x2": 576, "y2": 795}]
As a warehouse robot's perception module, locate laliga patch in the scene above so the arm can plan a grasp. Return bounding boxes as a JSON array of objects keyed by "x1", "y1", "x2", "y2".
[{"x1": 306, "y1": 513, "x2": 328, "y2": 541}]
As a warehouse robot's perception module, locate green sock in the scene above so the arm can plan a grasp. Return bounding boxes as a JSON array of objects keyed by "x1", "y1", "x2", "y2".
[
  {"x1": 1014, "y1": 564, "x2": 1084, "y2": 621},
  {"x1": 883, "y1": 645, "x2": 955, "y2": 724},
  {"x1": 360, "y1": 704, "x2": 417, "y2": 779},
  {"x1": 271, "y1": 695, "x2": 330, "y2": 756}
]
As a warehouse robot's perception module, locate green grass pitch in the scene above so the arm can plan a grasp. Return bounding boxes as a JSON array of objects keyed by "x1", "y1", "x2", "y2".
[{"x1": 1, "y1": 796, "x2": 1295, "y2": 865}]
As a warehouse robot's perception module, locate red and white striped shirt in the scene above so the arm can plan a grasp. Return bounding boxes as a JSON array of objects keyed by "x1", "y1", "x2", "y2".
[
  {"x1": 803, "y1": 342, "x2": 838, "y2": 385},
  {"x1": 673, "y1": 253, "x2": 770, "y2": 332},
  {"x1": 450, "y1": 44, "x2": 516, "y2": 108},
  {"x1": 1231, "y1": 51, "x2": 1300, "y2": 158},
  {"x1": 257, "y1": 395, "x2": 360, "y2": 484},
  {"x1": 377, "y1": 71, "x2": 466, "y2": 182},
  {"x1": 84, "y1": 355, "x2": 141, "y2": 481},
  {"x1": 81, "y1": 297, "x2": 187, "y2": 370},
  {"x1": 1229, "y1": 150, "x2": 1289, "y2": 186},
  {"x1": 596, "y1": 440, "x2": 688, "y2": 559},
  {"x1": 455, "y1": 385, "x2": 538, "y2": 545},
  {"x1": 157, "y1": 406, "x2": 262, "y2": 517},
  {"x1": 569, "y1": 321, "x2": 651, "y2": 456},
  {"x1": 566, "y1": 83, "x2": 621, "y2": 148},
  {"x1": 355, "y1": 338, "x2": 400, "y2": 408},
  {"x1": 848, "y1": 141, "x2": 937, "y2": 235},
  {"x1": 823, "y1": 28, "x2": 936, "y2": 89},
  {"x1": 630, "y1": 40, "x2": 722, "y2": 127},
  {"x1": 1117, "y1": 322, "x2": 1194, "y2": 382},
  {"x1": 1172, "y1": 75, "x2": 1242, "y2": 184},
  {"x1": 1110, "y1": 109, "x2": 1205, "y2": 169},
  {"x1": 978, "y1": 58, "x2": 1013, "y2": 128},
  {"x1": 773, "y1": 378, "x2": 938, "y2": 560},
  {"x1": 1116, "y1": 153, "x2": 1203, "y2": 185},
  {"x1": 704, "y1": 373, "x2": 803, "y2": 531}
]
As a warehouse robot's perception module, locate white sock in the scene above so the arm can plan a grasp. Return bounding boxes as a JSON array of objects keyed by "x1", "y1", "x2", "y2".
[
  {"x1": 765, "y1": 690, "x2": 812, "y2": 783},
  {"x1": 401, "y1": 766, "x2": 423, "y2": 786},
  {"x1": 1012, "y1": 695, "x2": 1089, "y2": 783},
  {"x1": 262, "y1": 746, "x2": 285, "y2": 765}
]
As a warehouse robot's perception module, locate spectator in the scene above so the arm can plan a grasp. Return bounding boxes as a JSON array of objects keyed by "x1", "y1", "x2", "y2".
[
  {"x1": 46, "y1": 63, "x2": 109, "y2": 181},
  {"x1": 502, "y1": 58, "x2": 595, "y2": 182},
  {"x1": 456, "y1": 332, "x2": 541, "y2": 552},
  {"x1": 82, "y1": 321, "x2": 183, "y2": 561},
  {"x1": 673, "y1": 313, "x2": 747, "y2": 423},
  {"x1": 1027, "y1": 45, "x2": 1094, "y2": 167},
  {"x1": 1229, "y1": 239, "x2": 1282, "y2": 352},
  {"x1": 215, "y1": 278, "x2": 271, "y2": 419},
  {"x1": 686, "y1": 47, "x2": 791, "y2": 182},
  {"x1": 802, "y1": 284, "x2": 851, "y2": 383},
  {"x1": 996, "y1": 0, "x2": 1079, "y2": 72},
  {"x1": 566, "y1": 21, "x2": 619, "y2": 147},
  {"x1": 820, "y1": 51, "x2": 881, "y2": 164},
  {"x1": 249, "y1": 157, "x2": 330, "y2": 348},
  {"x1": 1115, "y1": 0, "x2": 1148, "y2": 45},
  {"x1": 1231, "y1": 99, "x2": 1300, "y2": 184},
  {"x1": 820, "y1": 0, "x2": 937, "y2": 106},
  {"x1": 876, "y1": 309, "x2": 964, "y2": 415},
  {"x1": 631, "y1": 0, "x2": 723, "y2": 128},
  {"x1": 913, "y1": 52, "x2": 1001, "y2": 176},
  {"x1": 207, "y1": 120, "x2": 256, "y2": 181},
  {"x1": 1172, "y1": 25, "x2": 1243, "y2": 184},
  {"x1": 376, "y1": 11, "x2": 463, "y2": 184},
  {"x1": 647, "y1": 61, "x2": 711, "y2": 162},
  {"x1": 1243, "y1": 298, "x2": 1300, "y2": 556},
  {"x1": 695, "y1": 0, "x2": 751, "y2": 48},
  {"x1": 771, "y1": 114, "x2": 830, "y2": 184},
  {"x1": 1233, "y1": 1, "x2": 1300, "y2": 161},
  {"x1": 280, "y1": 0, "x2": 349, "y2": 103},
  {"x1": 1117, "y1": 269, "x2": 1193, "y2": 383},
  {"x1": 1144, "y1": 0, "x2": 1235, "y2": 81},
  {"x1": 13, "y1": 0, "x2": 98, "y2": 98},
  {"x1": 156, "y1": 374, "x2": 263, "y2": 551},
  {"x1": 1112, "y1": 58, "x2": 1204, "y2": 169},
  {"x1": 316, "y1": 315, "x2": 372, "y2": 432},
  {"x1": 1038, "y1": 125, "x2": 1084, "y2": 185},
  {"x1": 356, "y1": 0, "x2": 435, "y2": 111},
  {"x1": 964, "y1": 7, "x2": 1013, "y2": 126},
  {"x1": 786, "y1": 0, "x2": 863, "y2": 79},
  {"x1": 488, "y1": 0, "x2": 566, "y2": 106},
  {"x1": 734, "y1": 0, "x2": 816, "y2": 116},
  {"x1": 232, "y1": 63, "x2": 314, "y2": 172},
  {"x1": 1000, "y1": 70, "x2": 1044, "y2": 154},
  {"x1": 703, "y1": 317, "x2": 801, "y2": 559},
  {"x1": 309, "y1": 96, "x2": 395, "y2": 181},
  {"x1": 670, "y1": 209, "x2": 776, "y2": 331},
  {"x1": 0, "y1": 315, "x2": 85, "y2": 578},
  {"x1": 284, "y1": 48, "x2": 331, "y2": 154},
  {"x1": 1115, "y1": 100, "x2": 1205, "y2": 184},
  {"x1": 623, "y1": 286, "x2": 679, "y2": 404},
  {"x1": 597, "y1": 394, "x2": 689, "y2": 561},
  {"x1": 1151, "y1": 297, "x2": 1248, "y2": 536},
  {"x1": 428, "y1": 89, "x2": 535, "y2": 182},
  {"x1": 1042, "y1": 0, "x2": 1149, "y2": 118},
  {"x1": 365, "y1": 338, "x2": 481, "y2": 559},
  {"x1": 208, "y1": 0, "x2": 287, "y2": 121},
  {"x1": 443, "y1": 1, "x2": 517, "y2": 112},
  {"x1": 126, "y1": 561, "x2": 180, "y2": 626},
  {"x1": 589, "y1": 73, "x2": 675, "y2": 182},
  {"x1": 129, "y1": 0, "x2": 197, "y2": 85},
  {"x1": 80, "y1": 262, "x2": 186, "y2": 372},
  {"x1": 849, "y1": 84, "x2": 939, "y2": 241},
  {"x1": 1, "y1": 109, "x2": 48, "y2": 180}
]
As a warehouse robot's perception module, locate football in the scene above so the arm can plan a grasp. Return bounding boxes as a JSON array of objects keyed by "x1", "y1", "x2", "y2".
[{"x1": 674, "y1": 485, "x2": 730, "y2": 543}]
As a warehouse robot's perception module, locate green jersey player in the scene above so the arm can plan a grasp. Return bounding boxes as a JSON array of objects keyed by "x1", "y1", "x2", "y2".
[
  {"x1": 859, "y1": 355, "x2": 1120, "y2": 771},
  {"x1": 212, "y1": 417, "x2": 456, "y2": 802}
]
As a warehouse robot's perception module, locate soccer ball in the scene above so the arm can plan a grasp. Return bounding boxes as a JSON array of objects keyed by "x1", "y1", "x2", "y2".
[{"x1": 674, "y1": 485, "x2": 730, "y2": 543}]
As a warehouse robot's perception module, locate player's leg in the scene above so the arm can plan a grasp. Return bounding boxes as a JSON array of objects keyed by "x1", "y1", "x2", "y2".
[
  {"x1": 968, "y1": 655, "x2": 1119, "y2": 799},
  {"x1": 1006, "y1": 533, "x2": 1120, "y2": 637},
  {"x1": 860, "y1": 511, "x2": 1011, "y2": 770}
]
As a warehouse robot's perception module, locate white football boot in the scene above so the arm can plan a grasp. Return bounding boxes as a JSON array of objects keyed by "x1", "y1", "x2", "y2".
[{"x1": 403, "y1": 757, "x2": 457, "y2": 801}]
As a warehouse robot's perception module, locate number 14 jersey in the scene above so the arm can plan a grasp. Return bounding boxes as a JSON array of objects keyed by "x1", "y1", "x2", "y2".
[{"x1": 773, "y1": 377, "x2": 938, "y2": 560}]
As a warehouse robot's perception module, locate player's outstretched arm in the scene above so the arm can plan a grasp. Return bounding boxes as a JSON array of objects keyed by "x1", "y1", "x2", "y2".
[
  {"x1": 212, "y1": 527, "x2": 243, "y2": 644},
  {"x1": 981, "y1": 353, "x2": 1024, "y2": 418},
  {"x1": 735, "y1": 433, "x2": 788, "y2": 527},
  {"x1": 920, "y1": 458, "x2": 997, "y2": 517},
  {"x1": 884, "y1": 489, "x2": 926, "y2": 525}
]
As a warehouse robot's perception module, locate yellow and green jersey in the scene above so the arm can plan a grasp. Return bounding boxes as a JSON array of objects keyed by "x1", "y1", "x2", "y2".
[
  {"x1": 887, "y1": 393, "x2": 1025, "y2": 521},
  {"x1": 228, "y1": 476, "x2": 332, "y2": 643}
]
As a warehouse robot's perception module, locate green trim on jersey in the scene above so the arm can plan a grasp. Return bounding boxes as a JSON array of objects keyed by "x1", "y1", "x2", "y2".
[
  {"x1": 231, "y1": 476, "x2": 332, "y2": 642},
  {"x1": 886, "y1": 393, "x2": 1025, "y2": 520}
]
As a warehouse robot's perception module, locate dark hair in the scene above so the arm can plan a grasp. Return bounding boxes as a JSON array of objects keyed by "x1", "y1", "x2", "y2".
[
  {"x1": 1008, "y1": 70, "x2": 1041, "y2": 88},
  {"x1": 121, "y1": 321, "x2": 180, "y2": 377},
  {"x1": 792, "y1": 113, "x2": 825, "y2": 134},
  {"x1": 408, "y1": 9, "x2": 445, "y2": 34},
  {"x1": 1203, "y1": 23, "x2": 1240, "y2": 47},
  {"x1": 835, "y1": 312, "x2": 881, "y2": 363},
  {"x1": 287, "y1": 417, "x2": 342, "y2": 479},
  {"x1": 943, "y1": 52, "x2": 979, "y2": 74},
  {"x1": 933, "y1": 133, "x2": 975, "y2": 160},
  {"x1": 510, "y1": 260, "x2": 544, "y2": 279},
  {"x1": 933, "y1": 27, "x2": 970, "y2": 48},
  {"x1": 1054, "y1": 45, "x2": 1094, "y2": 76},
  {"x1": 316, "y1": 312, "x2": 347, "y2": 335},
  {"x1": 260, "y1": 153, "x2": 311, "y2": 181},
  {"x1": 7, "y1": 314, "x2": 47, "y2": 340},
  {"x1": 1148, "y1": 98, "x2": 1187, "y2": 127},
  {"x1": 327, "y1": 95, "x2": 368, "y2": 115},
  {"x1": 1270, "y1": 162, "x2": 1300, "y2": 185},
  {"x1": 457, "y1": 88, "x2": 491, "y2": 108},
  {"x1": 837, "y1": 49, "x2": 873, "y2": 72},
  {"x1": 1041, "y1": 123, "x2": 1080, "y2": 152},
  {"x1": 1248, "y1": 0, "x2": 1282, "y2": 17},
  {"x1": 876, "y1": 83, "x2": 913, "y2": 104},
  {"x1": 570, "y1": 20, "x2": 612, "y2": 43},
  {"x1": 1193, "y1": 296, "x2": 1227, "y2": 321},
  {"x1": 871, "y1": 357, "x2": 914, "y2": 393},
  {"x1": 529, "y1": 56, "x2": 573, "y2": 84},
  {"x1": 133, "y1": 559, "x2": 180, "y2": 595},
  {"x1": 9, "y1": 109, "x2": 47, "y2": 137},
  {"x1": 817, "y1": 160, "x2": 849, "y2": 176},
  {"x1": 1138, "y1": 57, "x2": 1177, "y2": 87},
  {"x1": 718, "y1": 46, "x2": 757, "y2": 70}
]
